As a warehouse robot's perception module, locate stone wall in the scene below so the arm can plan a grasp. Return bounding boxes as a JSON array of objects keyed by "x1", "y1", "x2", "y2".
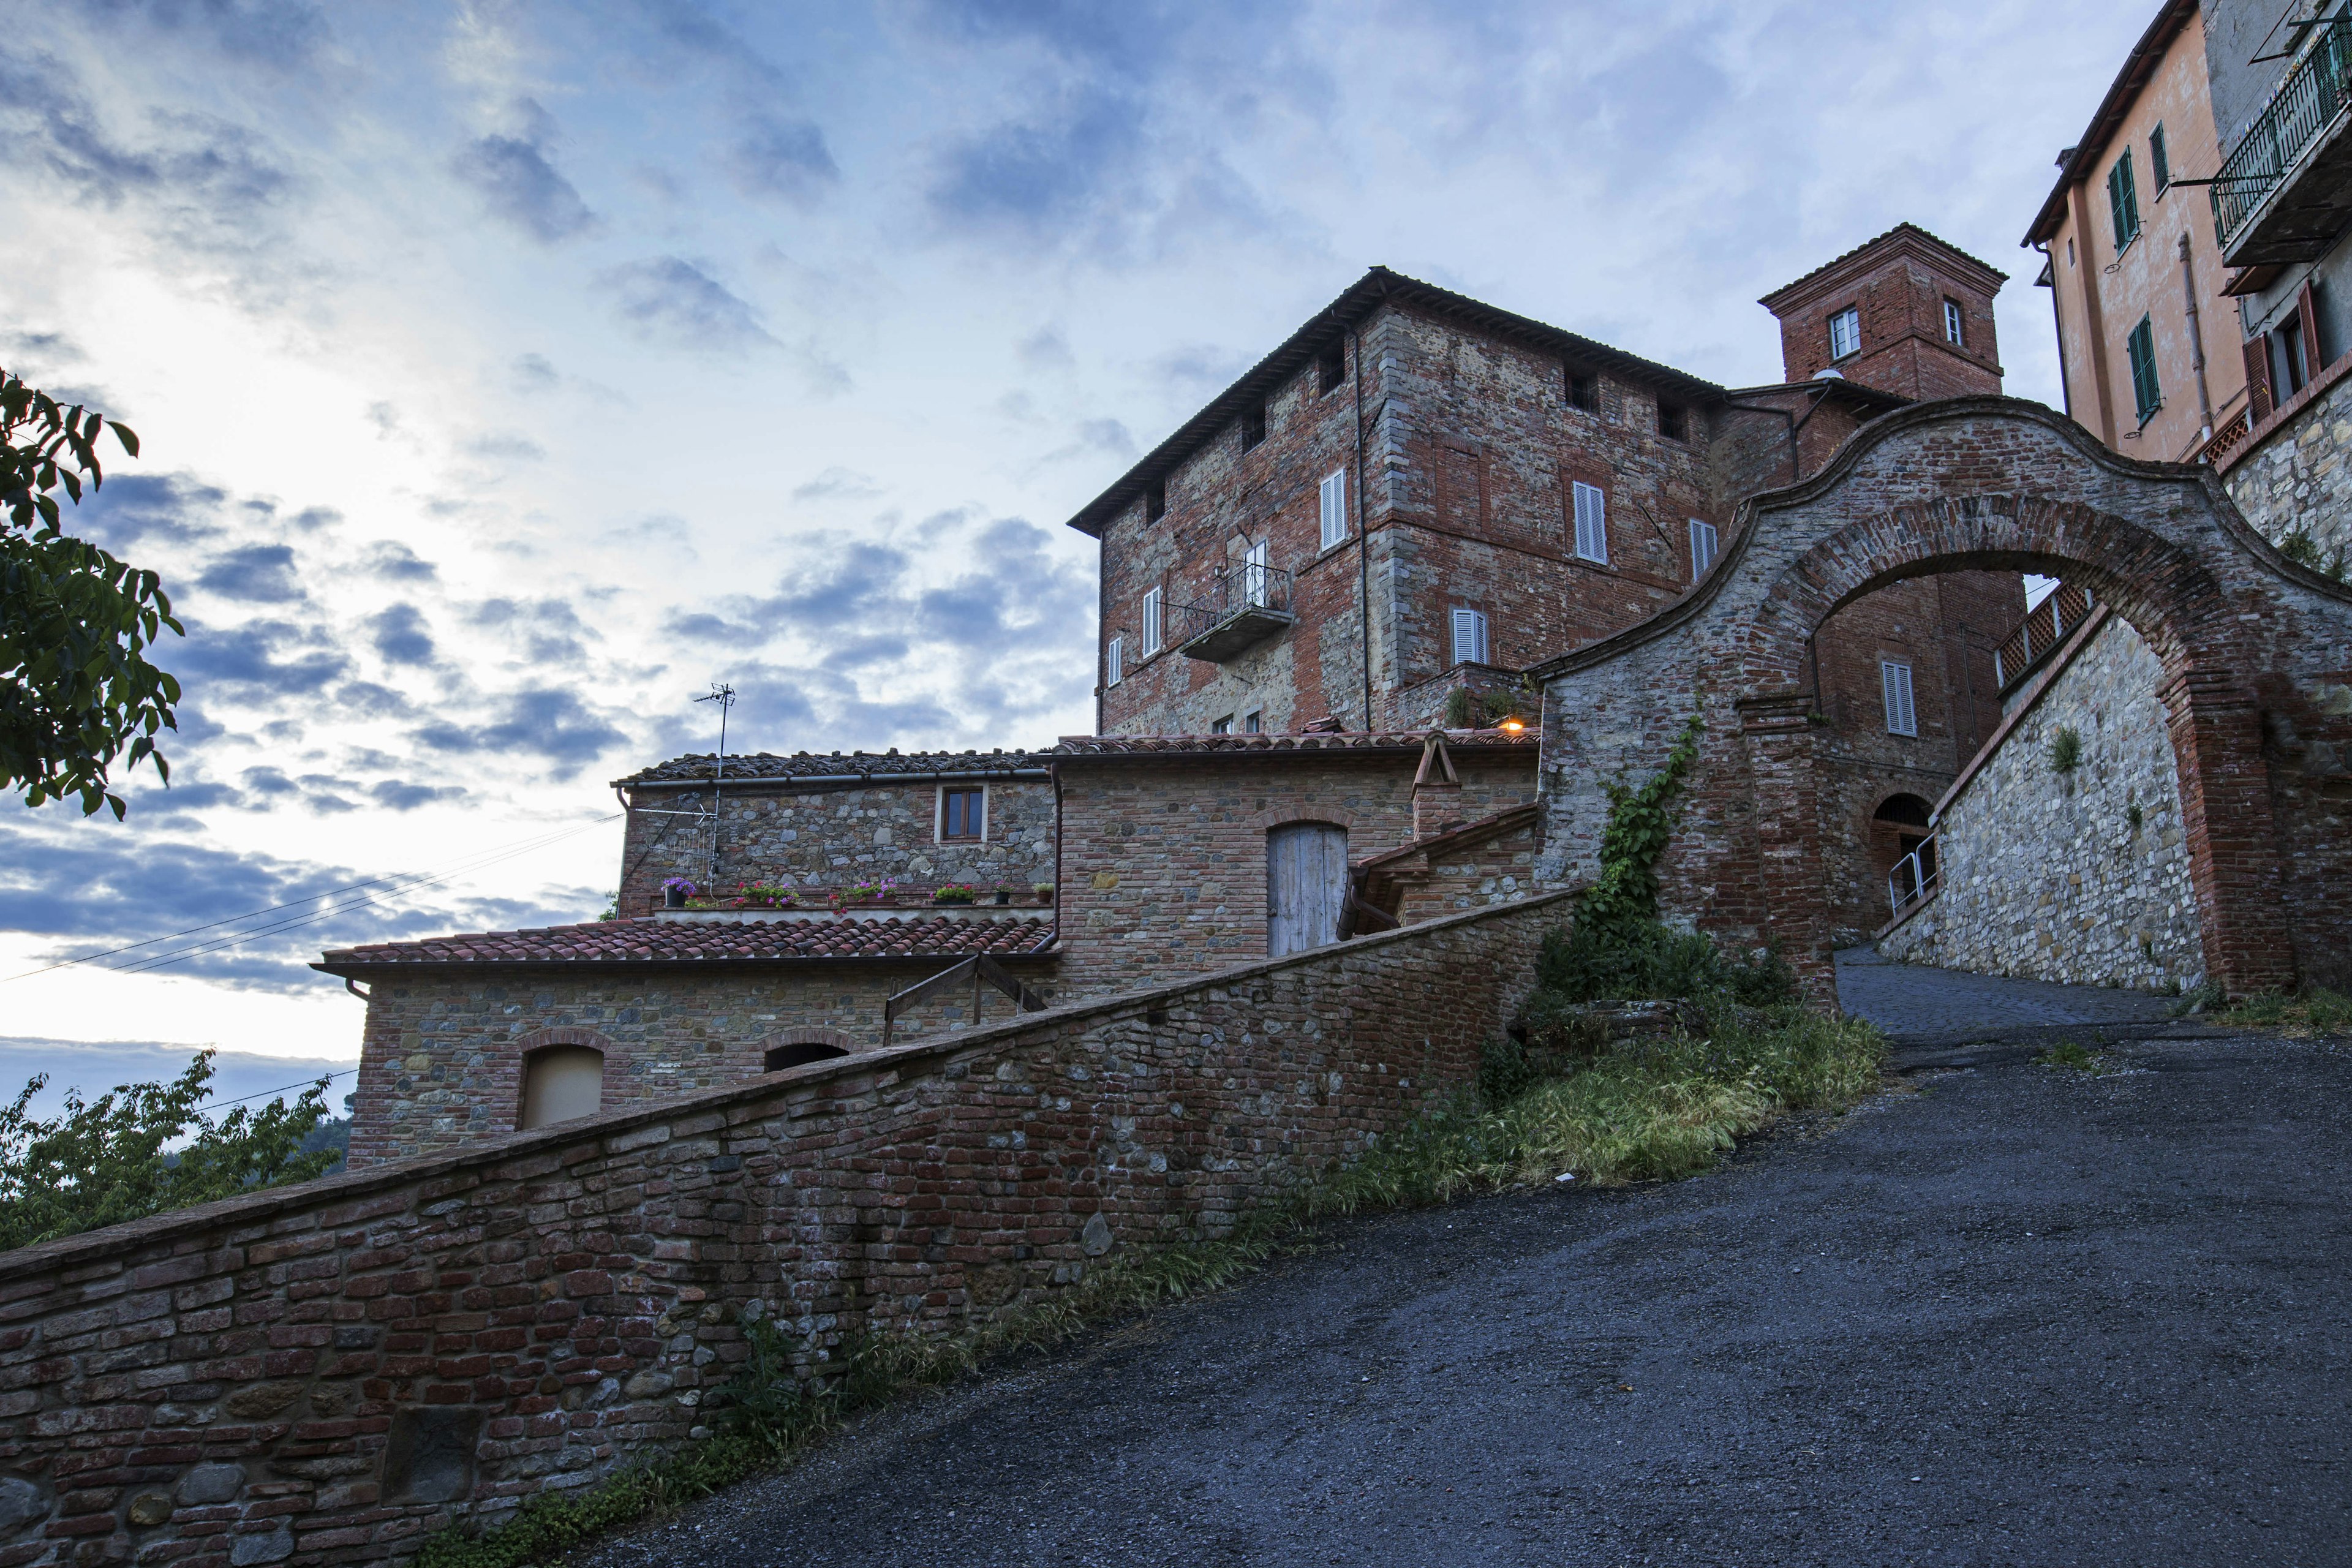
[
  {"x1": 0, "y1": 892, "x2": 1570, "y2": 1568},
  {"x1": 2221, "y1": 363, "x2": 2352, "y2": 575},
  {"x1": 1052, "y1": 745, "x2": 1539, "y2": 996},
  {"x1": 345, "y1": 951, "x2": 1059, "y2": 1169},
  {"x1": 617, "y1": 775, "x2": 1055, "y2": 917},
  {"x1": 1877, "y1": 610, "x2": 2206, "y2": 989}
]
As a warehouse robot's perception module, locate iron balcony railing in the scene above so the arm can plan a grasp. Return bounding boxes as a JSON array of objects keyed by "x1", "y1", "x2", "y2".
[
  {"x1": 1169, "y1": 559, "x2": 1294, "y2": 655},
  {"x1": 2212, "y1": 11, "x2": 2352, "y2": 248},
  {"x1": 1888, "y1": 836, "x2": 1939, "y2": 921}
]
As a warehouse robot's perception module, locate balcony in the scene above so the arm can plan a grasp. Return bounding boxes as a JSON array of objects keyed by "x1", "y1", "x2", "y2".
[
  {"x1": 2213, "y1": 15, "x2": 2352, "y2": 265},
  {"x1": 1173, "y1": 559, "x2": 1295, "y2": 662}
]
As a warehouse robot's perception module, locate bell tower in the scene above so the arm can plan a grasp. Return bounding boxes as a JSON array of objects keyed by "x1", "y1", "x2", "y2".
[{"x1": 1758, "y1": 222, "x2": 2007, "y2": 399}]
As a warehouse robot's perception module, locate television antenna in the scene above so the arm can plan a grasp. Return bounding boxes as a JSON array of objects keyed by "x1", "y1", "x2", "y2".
[{"x1": 694, "y1": 682, "x2": 736, "y2": 883}]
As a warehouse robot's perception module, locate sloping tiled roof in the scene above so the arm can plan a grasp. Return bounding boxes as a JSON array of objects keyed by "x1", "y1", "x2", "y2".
[
  {"x1": 1757, "y1": 223, "x2": 2009, "y2": 311},
  {"x1": 617, "y1": 748, "x2": 1053, "y2": 786},
  {"x1": 1064, "y1": 266, "x2": 1725, "y2": 538},
  {"x1": 1352, "y1": 803, "x2": 1543, "y2": 874},
  {"x1": 2022, "y1": 0, "x2": 2201, "y2": 245},
  {"x1": 1053, "y1": 727, "x2": 1539, "y2": 758},
  {"x1": 315, "y1": 915, "x2": 1057, "y2": 973}
]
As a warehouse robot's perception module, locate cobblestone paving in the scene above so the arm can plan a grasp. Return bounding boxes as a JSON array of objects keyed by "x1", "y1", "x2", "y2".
[{"x1": 1835, "y1": 944, "x2": 2177, "y2": 1039}]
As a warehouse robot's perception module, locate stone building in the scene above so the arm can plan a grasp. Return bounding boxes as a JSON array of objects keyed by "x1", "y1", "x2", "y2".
[{"x1": 2026, "y1": 0, "x2": 2247, "y2": 464}]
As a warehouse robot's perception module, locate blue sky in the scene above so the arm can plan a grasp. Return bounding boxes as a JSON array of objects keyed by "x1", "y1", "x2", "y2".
[{"x1": 0, "y1": 0, "x2": 2150, "y2": 1085}]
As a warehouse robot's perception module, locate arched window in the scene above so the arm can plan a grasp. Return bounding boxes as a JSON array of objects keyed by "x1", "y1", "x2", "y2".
[
  {"x1": 519, "y1": 1046, "x2": 603, "y2": 1129},
  {"x1": 1874, "y1": 794, "x2": 1933, "y2": 828},
  {"x1": 764, "y1": 1041, "x2": 851, "y2": 1072}
]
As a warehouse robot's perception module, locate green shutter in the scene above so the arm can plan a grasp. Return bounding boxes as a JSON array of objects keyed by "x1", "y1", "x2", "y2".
[
  {"x1": 2128, "y1": 317, "x2": 2161, "y2": 423},
  {"x1": 2151, "y1": 124, "x2": 2171, "y2": 192},
  {"x1": 2108, "y1": 151, "x2": 2139, "y2": 251}
]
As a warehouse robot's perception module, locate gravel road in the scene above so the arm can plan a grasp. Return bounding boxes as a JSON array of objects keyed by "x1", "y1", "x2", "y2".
[{"x1": 578, "y1": 1025, "x2": 2351, "y2": 1567}]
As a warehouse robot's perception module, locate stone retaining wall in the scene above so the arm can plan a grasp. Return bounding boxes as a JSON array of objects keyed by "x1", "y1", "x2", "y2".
[
  {"x1": 0, "y1": 891, "x2": 1570, "y2": 1567},
  {"x1": 2221, "y1": 361, "x2": 2352, "y2": 575},
  {"x1": 1878, "y1": 611, "x2": 2204, "y2": 989}
]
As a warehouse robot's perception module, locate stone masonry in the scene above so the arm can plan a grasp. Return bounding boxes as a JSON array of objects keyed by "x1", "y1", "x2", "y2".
[
  {"x1": 0, "y1": 892, "x2": 1569, "y2": 1568},
  {"x1": 1878, "y1": 609, "x2": 2206, "y2": 989},
  {"x1": 2220, "y1": 361, "x2": 2352, "y2": 576}
]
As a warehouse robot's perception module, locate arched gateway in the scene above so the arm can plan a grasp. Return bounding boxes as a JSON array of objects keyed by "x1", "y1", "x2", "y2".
[{"x1": 1531, "y1": 397, "x2": 2352, "y2": 1001}]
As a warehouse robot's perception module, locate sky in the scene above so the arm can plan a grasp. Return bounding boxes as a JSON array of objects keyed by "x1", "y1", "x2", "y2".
[{"x1": 0, "y1": 0, "x2": 2154, "y2": 1094}]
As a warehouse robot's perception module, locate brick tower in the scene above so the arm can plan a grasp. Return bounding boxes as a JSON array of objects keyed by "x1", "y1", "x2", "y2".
[{"x1": 1758, "y1": 222, "x2": 2007, "y2": 399}]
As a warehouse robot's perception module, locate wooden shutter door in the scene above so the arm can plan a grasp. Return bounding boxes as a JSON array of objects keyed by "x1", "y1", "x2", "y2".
[
  {"x1": 1267, "y1": 823, "x2": 1349, "y2": 957},
  {"x1": 2299, "y1": 281, "x2": 2325, "y2": 374},
  {"x1": 2245, "y1": 336, "x2": 2275, "y2": 422}
]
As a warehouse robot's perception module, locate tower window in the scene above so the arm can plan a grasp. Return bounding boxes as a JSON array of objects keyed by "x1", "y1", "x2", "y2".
[
  {"x1": 1450, "y1": 608, "x2": 1489, "y2": 665},
  {"x1": 1317, "y1": 342, "x2": 1346, "y2": 394},
  {"x1": 1828, "y1": 307, "x2": 1861, "y2": 360},
  {"x1": 1240, "y1": 405, "x2": 1266, "y2": 451},
  {"x1": 1943, "y1": 299, "x2": 1965, "y2": 347},
  {"x1": 1657, "y1": 402, "x2": 1687, "y2": 442},
  {"x1": 1572, "y1": 481, "x2": 1608, "y2": 564},
  {"x1": 1688, "y1": 518, "x2": 1719, "y2": 579},
  {"x1": 1145, "y1": 484, "x2": 1166, "y2": 523},
  {"x1": 1882, "y1": 660, "x2": 1918, "y2": 738},
  {"x1": 1567, "y1": 369, "x2": 1599, "y2": 413}
]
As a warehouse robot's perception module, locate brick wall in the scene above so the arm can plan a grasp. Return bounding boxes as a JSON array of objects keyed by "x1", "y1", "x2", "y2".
[
  {"x1": 617, "y1": 776, "x2": 1054, "y2": 916},
  {"x1": 1052, "y1": 746, "x2": 1539, "y2": 995},
  {"x1": 1879, "y1": 610, "x2": 2206, "y2": 987},
  {"x1": 1762, "y1": 230, "x2": 2005, "y2": 399},
  {"x1": 344, "y1": 953, "x2": 1059, "y2": 1169},
  {"x1": 0, "y1": 892, "x2": 1570, "y2": 1568}
]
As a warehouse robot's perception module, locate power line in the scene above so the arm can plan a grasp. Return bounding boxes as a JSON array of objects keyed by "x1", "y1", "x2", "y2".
[{"x1": 2, "y1": 813, "x2": 622, "y2": 984}]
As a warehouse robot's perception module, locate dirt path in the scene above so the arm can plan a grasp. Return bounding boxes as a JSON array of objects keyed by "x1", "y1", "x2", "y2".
[{"x1": 576, "y1": 1025, "x2": 2351, "y2": 1567}]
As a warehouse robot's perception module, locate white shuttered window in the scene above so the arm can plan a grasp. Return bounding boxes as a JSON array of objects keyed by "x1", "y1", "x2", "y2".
[
  {"x1": 1688, "y1": 518, "x2": 1719, "y2": 579},
  {"x1": 1451, "y1": 608, "x2": 1488, "y2": 665},
  {"x1": 1319, "y1": 469, "x2": 1349, "y2": 549},
  {"x1": 1142, "y1": 588, "x2": 1163, "y2": 656},
  {"x1": 1882, "y1": 660, "x2": 1918, "y2": 737},
  {"x1": 1572, "y1": 481, "x2": 1607, "y2": 564},
  {"x1": 1106, "y1": 636, "x2": 1123, "y2": 686}
]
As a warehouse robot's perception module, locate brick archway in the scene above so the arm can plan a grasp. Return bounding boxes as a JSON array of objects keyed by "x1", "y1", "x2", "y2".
[{"x1": 1531, "y1": 396, "x2": 2352, "y2": 1003}]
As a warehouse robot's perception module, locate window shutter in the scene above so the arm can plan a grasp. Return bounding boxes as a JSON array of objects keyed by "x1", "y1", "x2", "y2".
[
  {"x1": 1142, "y1": 588, "x2": 1162, "y2": 655},
  {"x1": 1107, "y1": 636, "x2": 1123, "y2": 685},
  {"x1": 1572, "y1": 481, "x2": 1607, "y2": 563},
  {"x1": 1244, "y1": 538, "x2": 1270, "y2": 606},
  {"x1": 2299, "y1": 281, "x2": 2324, "y2": 374},
  {"x1": 2151, "y1": 123, "x2": 2171, "y2": 191},
  {"x1": 1688, "y1": 519, "x2": 1718, "y2": 579},
  {"x1": 1451, "y1": 608, "x2": 1487, "y2": 666},
  {"x1": 1882, "y1": 662, "x2": 1917, "y2": 737},
  {"x1": 2245, "y1": 335, "x2": 2275, "y2": 423},
  {"x1": 2128, "y1": 317, "x2": 2160, "y2": 422},
  {"x1": 1319, "y1": 469, "x2": 1348, "y2": 548}
]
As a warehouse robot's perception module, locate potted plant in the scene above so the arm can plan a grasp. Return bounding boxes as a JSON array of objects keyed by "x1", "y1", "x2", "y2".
[
  {"x1": 839, "y1": 878, "x2": 895, "y2": 907},
  {"x1": 1033, "y1": 882, "x2": 1055, "y2": 905},
  {"x1": 992, "y1": 883, "x2": 1014, "y2": 906},
  {"x1": 934, "y1": 883, "x2": 979, "y2": 905},
  {"x1": 661, "y1": 876, "x2": 697, "y2": 910}
]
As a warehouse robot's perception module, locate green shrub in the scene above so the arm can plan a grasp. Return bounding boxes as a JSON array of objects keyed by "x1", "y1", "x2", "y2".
[{"x1": 2051, "y1": 725, "x2": 2083, "y2": 774}]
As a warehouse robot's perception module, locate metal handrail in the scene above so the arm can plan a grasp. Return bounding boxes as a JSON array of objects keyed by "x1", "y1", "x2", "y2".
[
  {"x1": 1888, "y1": 839, "x2": 1939, "y2": 919},
  {"x1": 2213, "y1": 12, "x2": 2352, "y2": 247},
  {"x1": 1170, "y1": 559, "x2": 1294, "y2": 639}
]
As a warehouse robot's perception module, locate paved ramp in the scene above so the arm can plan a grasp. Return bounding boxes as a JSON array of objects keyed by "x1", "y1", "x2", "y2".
[{"x1": 1836, "y1": 945, "x2": 2177, "y2": 1058}]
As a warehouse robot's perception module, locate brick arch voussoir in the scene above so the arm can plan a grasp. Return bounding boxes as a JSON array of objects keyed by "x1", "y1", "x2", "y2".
[{"x1": 1742, "y1": 493, "x2": 2250, "y2": 696}]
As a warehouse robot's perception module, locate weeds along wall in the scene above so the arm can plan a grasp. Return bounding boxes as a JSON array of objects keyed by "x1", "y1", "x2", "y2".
[{"x1": 0, "y1": 891, "x2": 1570, "y2": 1568}]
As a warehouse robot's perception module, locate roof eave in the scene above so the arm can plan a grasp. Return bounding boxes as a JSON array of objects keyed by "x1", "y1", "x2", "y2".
[{"x1": 2019, "y1": 0, "x2": 2201, "y2": 247}]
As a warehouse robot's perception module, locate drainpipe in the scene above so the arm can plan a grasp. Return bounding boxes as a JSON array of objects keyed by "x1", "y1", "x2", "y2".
[
  {"x1": 1353, "y1": 323, "x2": 1373, "y2": 731},
  {"x1": 2178, "y1": 232, "x2": 2215, "y2": 439},
  {"x1": 1050, "y1": 761, "x2": 1063, "y2": 951},
  {"x1": 2034, "y1": 241, "x2": 2074, "y2": 421}
]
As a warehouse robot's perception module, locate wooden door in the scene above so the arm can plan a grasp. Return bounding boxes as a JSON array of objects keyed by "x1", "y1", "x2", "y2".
[{"x1": 1267, "y1": 823, "x2": 1349, "y2": 957}]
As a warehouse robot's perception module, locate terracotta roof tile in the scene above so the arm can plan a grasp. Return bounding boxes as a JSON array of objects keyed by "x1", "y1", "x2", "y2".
[
  {"x1": 616, "y1": 748, "x2": 1052, "y2": 787},
  {"x1": 315, "y1": 915, "x2": 1057, "y2": 972},
  {"x1": 1052, "y1": 726, "x2": 1538, "y2": 758}
]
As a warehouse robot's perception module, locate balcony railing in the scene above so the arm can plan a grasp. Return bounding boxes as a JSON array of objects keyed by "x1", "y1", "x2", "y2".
[
  {"x1": 2193, "y1": 403, "x2": 2254, "y2": 466},
  {"x1": 2212, "y1": 12, "x2": 2352, "y2": 252},
  {"x1": 1172, "y1": 560, "x2": 1295, "y2": 662},
  {"x1": 1994, "y1": 581, "x2": 2094, "y2": 698}
]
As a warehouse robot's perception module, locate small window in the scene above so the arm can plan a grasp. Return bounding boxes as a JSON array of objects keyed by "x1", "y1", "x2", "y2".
[
  {"x1": 1657, "y1": 402, "x2": 1687, "y2": 442},
  {"x1": 520, "y1": 1046, "x2": 603, "y2": 1130},
  {"x1": 1566, "y1": 369, "x2": 1599, "y2": 413},
  {"x1": 1882, "y1": 660, "x2": 1918, "y2": 738},
  {"x1": 1243, "y1": 709, "x2": 1262, "y2": 734},
  {"x1": 1572, "y1": 480, "x2": 1608, "y2": 564},
  {"x1": 1145, "y1": 484, "x2": 1166, "y2": 523},
  {"x1": 941, "y1": 785, "x2": 986, "y2": 841},
  {"x1": 2127, "y1": 315, "x2": 2162, "y2": 423},
  {"x1": 1142, "y1": 587, "x2": 1163, "y2": 655},
  {"x1": 1319, "y1": 468, "x2": 1349, "y2": 549},
  {"x1": 1828, "y1": 307, "x2": 1861, "y2": 360},
  {"x1": 1317, "y1": 342, "x2": 1346, "y2": 395},
  {"x1": 2274, "y1": 315, "x2": 2310, "y2": 396},
  {"x1": 1211, "y1": 715, "x2": 1234, "y2": 734},
  {"x1": 2150, "y1": 123, "x2": 2171, "y2": 194},
  {"x1": 1106, "y1": 635, "x2": 1124, "y2": 686},
  {"x1": 1240, "y1": 404, "x2": 1266, "y2": 451},
  {"x1": 1451, "y1": 608, "x2": 1488, "y2": 665},
  {"x1": 2067, "y1": 236, "x2": 2076, "y2": 268},
  {"x1": 1688, "y1": 518, "x2": 1719, "y2": 579},
  {"x1": 1943, "y1": 298, "x2": 1965, "y2": 347},
  {"x1": 2107, "y1": 149, "x2": 2140, "y2": 252}
]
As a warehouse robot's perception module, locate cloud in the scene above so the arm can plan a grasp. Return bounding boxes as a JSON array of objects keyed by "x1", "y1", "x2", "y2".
[
  {"x1": 929, "y1": 86, "x2": 1146, "y2": 235},
  {"x1": 369, "y1": 779, "x2": 464, "y2": 810},
  {"x1": 450, "y1": 100, "x2": 597, "y2": 243},
  {"x1": 790, "y1": 467, "x2": 882, "y2": 503},
  {"x1": 77, "y1": 473, "x2": 228, "y2": 549},
  {"x1": 359, "y1": 541, "x2": 436, "y2": 581},
  {"x1": 1017, "y1": 325, "x2": 1073, "y2": 369},
  {"x1": 464, "y1": 595, "x2": 592, "y2": 666},
  {"x1": 195, "y1": 543, "x2": 304, "y2": 603},
  {"x1": 366, "y1": 604, "x2": 435, "y2": 666},
  {"x1": 462, "y1": 431, "x2": 545, "y2": 462},
  {"x1": 412, "y1": 687, "x2": 631, "y2": 777},
  {"x1": 86, "y1": 0, "x2": 334, "y2": 72},
  {"x1": 600, "y1": 255, "x2": 774, "y2": 353},
  {"x1": 511, "y1": 352, "x2": 557, "y2": 390},
  {"x1": 172, "y1": 617, "x2": 348, "y2": 701},
  {"x1": 725, "y1": 115, "x2": 839, "y2": 205}
]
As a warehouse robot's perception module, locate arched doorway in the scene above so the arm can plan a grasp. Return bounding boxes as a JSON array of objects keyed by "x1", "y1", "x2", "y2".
[
  {"x1": 1531, "y1": 398, "x2": 2352, "y2": 1000},
  {"x1": 1873, "y1": 793, "x2": 1937, "y2": 913}
]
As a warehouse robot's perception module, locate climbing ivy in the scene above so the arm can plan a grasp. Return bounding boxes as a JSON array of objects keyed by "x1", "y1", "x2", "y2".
[{"x1": 1575, "y1": 709, "x2": 1705, "y2": 944}]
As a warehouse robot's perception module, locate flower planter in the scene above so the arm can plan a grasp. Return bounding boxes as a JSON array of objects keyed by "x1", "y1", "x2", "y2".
[
  {"x1": 663, "y1": 888, "x2": 687, "y2": 910},
  {"x1": 993, "y1": 890, "x2": 1012, "y2": 907}
]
